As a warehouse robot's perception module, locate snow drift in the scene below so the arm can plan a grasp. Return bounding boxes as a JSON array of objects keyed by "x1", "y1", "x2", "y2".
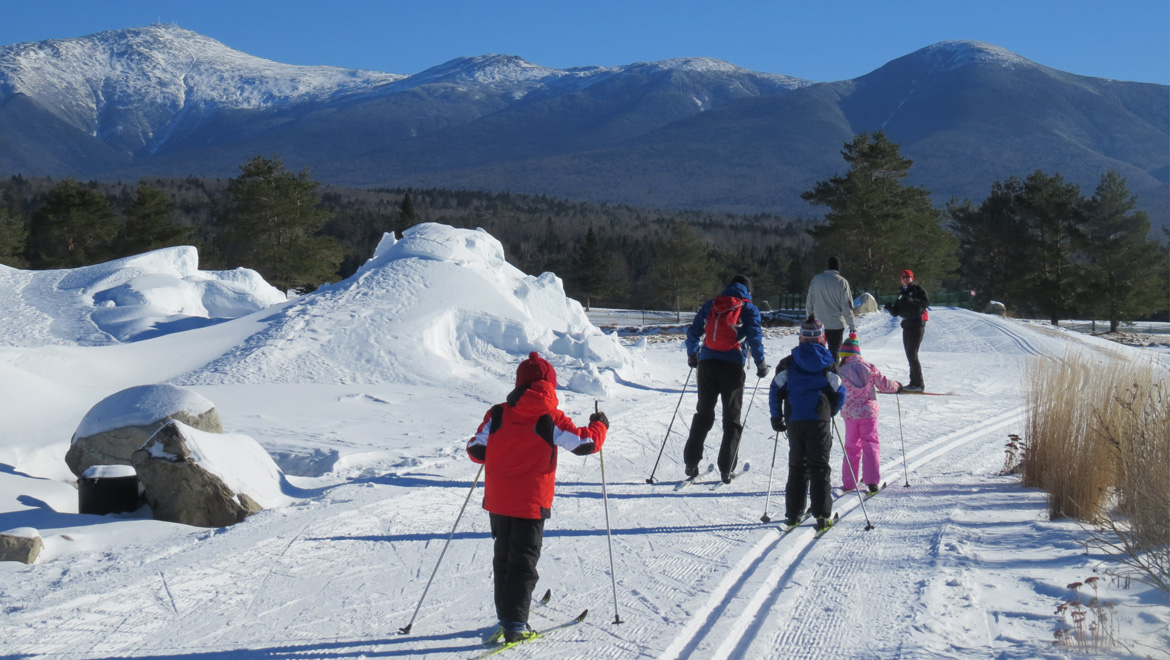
[
  {"x1": 175, "y1": 223, "x2": 632, "y2": 393},
  {"x1": 0, "y1": 245, "x2": 286, "y2": 346}
]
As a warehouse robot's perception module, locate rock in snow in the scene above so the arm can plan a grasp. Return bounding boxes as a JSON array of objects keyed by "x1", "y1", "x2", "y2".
[{"x1": 66, "y1": 383, "x2": 222, "y2": 477}]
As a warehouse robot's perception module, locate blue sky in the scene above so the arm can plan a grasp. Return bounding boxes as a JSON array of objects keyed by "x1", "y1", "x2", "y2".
[{"x1": 2, "y1": 0, "x2": 1167, "y2": 84}]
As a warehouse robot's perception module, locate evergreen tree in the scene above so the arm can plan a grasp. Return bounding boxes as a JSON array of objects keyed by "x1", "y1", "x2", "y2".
[
  {"x1": 949, "y1": 178, "x2": 1030, "y2": 310},
  {"x1": 117, "y1": 183, "x2": 192, "y2": 257},
  {"x1": 0, "y1": 207, "x2": 27, "y2": 267},
  {"x1": 27, "y1": 179, "x2": 121, "y2": 268},
  {"x1": 1079, "y1": 171, "x2": 1165, "y2": 331},
  {"x1": 219, "y1": 155, "x2": 343, "y2": 292},
  {"x1": 568, "y1": 226, "x2": 615, "y2": 310},
  {"x1": 800, "y1": 132, "x2": 957, "y2": 291},
  {"x1": 1015, "y1": 170, "x2": 1083, "y2": 324},
  {"x1": 647, "y1": 222, "x2": 718, "y2": 311},
  {"x1": 399, "y1": 192, "x2": 418, "y2": 231}
]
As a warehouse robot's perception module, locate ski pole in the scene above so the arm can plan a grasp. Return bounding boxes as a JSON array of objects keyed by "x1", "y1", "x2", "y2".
[
  {"x1": 398, "y1": 463, "x2": 483, "y2": 635},
  {"x1": 832, "y1": 418, "x2": 874, "y2": 531},
  {"x1": 596, "y1": 400, "x2": 624, "y2": 625},
  {"x1": 760, "y1": 430, "x2": 782, "y2": 523},
  {"x1": 896, "y1": 392, "x2": 910, "y2": 487},
  {"x1": 645, "y1": 367, "x2": 693, "y2": 483},
  {"x1": 741, "y1": 374, "x2": 764, "y2": 427}
]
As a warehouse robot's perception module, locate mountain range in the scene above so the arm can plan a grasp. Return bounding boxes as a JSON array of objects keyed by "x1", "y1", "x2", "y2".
[{"x1": 1, "y1": 25, "x2": 1166, "y2": 228}]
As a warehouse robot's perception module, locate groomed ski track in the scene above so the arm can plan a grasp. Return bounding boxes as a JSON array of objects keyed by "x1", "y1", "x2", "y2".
[{"x1": 3, "y1": 309, "x2": 1136, "y2": 659}]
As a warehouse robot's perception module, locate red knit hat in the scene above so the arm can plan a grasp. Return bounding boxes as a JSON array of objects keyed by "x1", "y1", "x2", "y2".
[
  {"x1": 516, "y1": 351, "x2": 556, "y2": 388},
  {"x1": 900, "y1": 269, "x2": 914, "y2": 280}
]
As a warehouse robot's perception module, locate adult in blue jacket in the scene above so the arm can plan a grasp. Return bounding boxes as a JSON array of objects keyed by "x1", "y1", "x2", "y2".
[
  {"x1": 684, "y1": 275, "x2": 768, "y2": 483},
  {"x1": 769, "y1": 315, "x2": 845, "y2": 531}
]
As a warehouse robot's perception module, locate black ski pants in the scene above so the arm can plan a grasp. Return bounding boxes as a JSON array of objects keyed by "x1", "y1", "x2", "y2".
[
  {"x1": 684, "y1": 359, "x2": 745, "y2": 475},
  {"x1": 825, "y1": 328, "x2": 845, "y2": 366},
  {"x1": 489, "y1": 513, "x2": 545, "y2": 625},
  {"x1": 785, "y1": 419, "x2": 833, "y2": 521},
  {"x1": 901, "y1": 322, "x2": 926, "y2": 388}
]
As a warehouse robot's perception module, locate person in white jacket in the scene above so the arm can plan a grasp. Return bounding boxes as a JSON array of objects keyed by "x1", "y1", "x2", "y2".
[{"x1": 806, "y1": 256, "x2": 856, "y2": 363}]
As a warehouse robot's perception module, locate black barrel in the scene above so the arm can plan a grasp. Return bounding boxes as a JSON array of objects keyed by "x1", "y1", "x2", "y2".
[{"x1": 78, "y1": 466, "x2": 140, "y2": 515}]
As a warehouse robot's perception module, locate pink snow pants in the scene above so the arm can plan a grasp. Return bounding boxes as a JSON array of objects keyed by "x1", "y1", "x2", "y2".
[{"x1": 842, "y1": 417, "x2": 881, "y2": 489}]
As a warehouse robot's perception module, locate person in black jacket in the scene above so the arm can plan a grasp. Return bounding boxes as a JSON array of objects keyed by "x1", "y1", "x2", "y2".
[{"x1": 885, "y1": 269, "x2": 929, "y2": 392}]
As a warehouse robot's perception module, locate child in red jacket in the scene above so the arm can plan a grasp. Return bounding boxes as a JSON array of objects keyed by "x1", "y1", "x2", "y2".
[{"x1": 467, "y1": 351, "x2": 608, "y2": 643}]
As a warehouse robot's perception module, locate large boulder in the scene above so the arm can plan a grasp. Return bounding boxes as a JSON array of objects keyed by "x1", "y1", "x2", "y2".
[
  {"x1": 66, "y1": 383, "x2": 222, "y2": 477},
  {"x1": 131, "y1": 421, "x2": 289, "y2": 528},
  {"x1": 0, "y1": 528, "x2": 43, "y2": 564},
  {"x1": 853, "y1": 293, "x2": 880, "y2": 315},
  {"x1": 984, "y1": 301, "x2": 1007, "y2": 316}
]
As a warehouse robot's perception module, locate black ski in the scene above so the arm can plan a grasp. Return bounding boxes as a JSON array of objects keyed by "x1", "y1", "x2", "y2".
[{"x1": 476, "y1": 609, "x2": 588, "y2": 658}]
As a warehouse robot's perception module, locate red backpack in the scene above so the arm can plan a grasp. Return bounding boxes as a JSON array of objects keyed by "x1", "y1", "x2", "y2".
[{"x1": 703, "y1": 296, "x2": 746, "y2": 352}]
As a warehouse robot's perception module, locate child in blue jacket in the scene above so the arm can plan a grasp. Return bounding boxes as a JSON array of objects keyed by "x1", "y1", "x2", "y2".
[{"x1": 769, "y1": 316, "x2": 846, "y2": 531}]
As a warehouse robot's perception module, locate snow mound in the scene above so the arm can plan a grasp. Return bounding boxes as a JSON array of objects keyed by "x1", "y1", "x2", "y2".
[
  {"x1": 177, "y1": 223, "x2": 632, "y2": 393},
  {"x1": 0, "y1": 246, "x2": 286, "y2": 346}
]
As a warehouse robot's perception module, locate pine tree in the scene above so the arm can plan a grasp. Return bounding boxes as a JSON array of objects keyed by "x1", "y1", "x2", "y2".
[
  {"x1": 117, "y1": 183, "x2": 192, "y2": 257},
  {"x1": 0, "y1": 207, "x2": 27, "y2": 267},
  {"x1": 1079, "y1": 171, "x2": 1165, "y2": 332},
  {"x1": 27, "y1": 179, "x2": 121, "y2": 268},
  {"x1": 219, "y1": 155, "x2": 343, "y2": 292},
  {"x1": 800, "y1": 132, "x2": 957, "y2": 291},
  {"x1": 399, "y1": 192, "x2": 418, "y2": 232},
  {"x1": 1015, "y1": 170, "x2": 1083, "y2": 324},
  {"x1": 949, "y1": 178, "x2": 1030, "y2": 310},
  {"x1": 568, "y1": 226, "x2": 614, "y2": 310},
  {"x1": 647, "y1": 222, "x2": 718, "y2": 311}
]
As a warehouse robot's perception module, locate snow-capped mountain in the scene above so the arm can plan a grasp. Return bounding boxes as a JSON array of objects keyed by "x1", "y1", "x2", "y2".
[
  {"x1": 0, "y1": 27, "x2": 1165, "y2": 227},
  {"x1": 0, "y1": 25, "x2": 402, "y2": 155}
]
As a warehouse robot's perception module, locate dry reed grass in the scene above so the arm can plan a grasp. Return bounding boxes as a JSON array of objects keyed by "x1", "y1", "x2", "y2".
[{"x1": 1022, "y1": 350, "x2": 1169, "y2": 593}]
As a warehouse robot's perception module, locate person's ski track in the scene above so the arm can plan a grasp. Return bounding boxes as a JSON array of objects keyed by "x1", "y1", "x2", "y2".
[{"x1": 656, "y1": 404, "x2": 1025, "y2": 660}]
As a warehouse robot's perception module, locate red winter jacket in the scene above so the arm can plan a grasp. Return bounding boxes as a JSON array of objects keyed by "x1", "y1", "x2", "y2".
[{"x1": 466, "y1": 380, "x2": 607, "y2": 519}]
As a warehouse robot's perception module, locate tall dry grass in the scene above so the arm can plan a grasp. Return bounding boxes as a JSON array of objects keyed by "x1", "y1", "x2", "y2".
[{"x1": 1022, "y1": 350, "x2": 1169, "y2": 593}]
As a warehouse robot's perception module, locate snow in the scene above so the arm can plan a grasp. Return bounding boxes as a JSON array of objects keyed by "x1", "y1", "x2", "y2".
[
  {"x1": 157, "y1": 421, "x2": 293, "y2": 510},
  {"x1": 72, "y1": 383, "x2": 215, "y2": 439},
  {"x1": 0, "y1": 222, "x2": 1167, "y2": 658},
  {"x1": 80, "y1": 465, "x2": 137, "y2": 479}
]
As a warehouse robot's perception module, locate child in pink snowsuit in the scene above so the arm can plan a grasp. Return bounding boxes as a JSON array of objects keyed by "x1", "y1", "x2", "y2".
[{"x1": 837, "y1": 333, "x2": 901, "y2": 492}]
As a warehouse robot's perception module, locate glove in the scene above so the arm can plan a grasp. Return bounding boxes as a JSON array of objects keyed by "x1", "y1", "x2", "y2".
[
  {"x1": 589, "y1": 411, "x2": 609, "y2": 428},
  {"x1": 896, "y1": 383, "x2": 904, "y2": 394},
  {"x1": 771, "y1": 417, "x2": 786, "y2": 432},
  {"x1": 756, "y1": 361, "x2": 769, "y2": 378},
  {"x1": 687, "y1": 353, "x2": 699, "y2": 369}
]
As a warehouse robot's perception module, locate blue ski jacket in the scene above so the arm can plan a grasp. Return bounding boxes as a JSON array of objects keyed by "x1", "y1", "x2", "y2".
[
  {"x1": 769, "y1": 342, "x2": 845, "y2": 422},
  {"x1": 684, "y1": 282, "x2": 766, "y2": 367}
]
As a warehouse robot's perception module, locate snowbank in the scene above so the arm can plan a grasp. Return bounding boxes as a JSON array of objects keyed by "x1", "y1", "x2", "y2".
[
  {"x1": 0, "y1": 246, "x2": 285, "y2": 346},
  {"x1": 178, "y1": 224, "x2": 633, "y2": 393}
]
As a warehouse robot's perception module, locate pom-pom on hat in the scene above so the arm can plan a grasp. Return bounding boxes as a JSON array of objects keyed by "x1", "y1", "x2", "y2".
[
  {"x1": 799, "y1": 316, "x2": 826, "y2": 344},
  {"x1": 516, "y1": 351, "x2": 556, "y2": 388},
  {"x1": 730, "y1": 274, "x2": 752, "y2": 293},
  {"x1": 839, "y1": 333, "x2": 861, "y2": 359}
]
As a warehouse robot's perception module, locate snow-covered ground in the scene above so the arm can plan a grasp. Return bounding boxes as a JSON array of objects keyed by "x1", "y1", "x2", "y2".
[{"x1": 1, "y1": 223, "x2": 1167, "y2": 659}]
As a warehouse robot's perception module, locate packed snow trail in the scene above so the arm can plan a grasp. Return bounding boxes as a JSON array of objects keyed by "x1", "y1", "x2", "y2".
[{"x1": 2, "y1": 303, "x2": 1166, "y2": 658}]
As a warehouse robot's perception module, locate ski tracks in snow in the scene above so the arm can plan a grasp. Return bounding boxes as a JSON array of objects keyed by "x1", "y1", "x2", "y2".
[{"x1": 654, "y1": 405, "x2": 1025, "y2": 660}]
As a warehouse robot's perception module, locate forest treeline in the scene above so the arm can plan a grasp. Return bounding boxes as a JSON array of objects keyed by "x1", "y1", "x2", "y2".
[{"x1": 1, "y1": 134, "x2": 1166, "y2": 328}]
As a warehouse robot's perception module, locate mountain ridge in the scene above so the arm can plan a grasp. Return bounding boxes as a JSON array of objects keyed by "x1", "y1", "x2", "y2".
[{"x1": 0, "y1": 25, "x2": 1165, "y2": 227}]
